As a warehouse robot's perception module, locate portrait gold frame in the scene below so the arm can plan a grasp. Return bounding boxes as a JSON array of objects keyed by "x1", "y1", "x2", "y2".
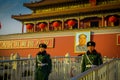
[{"x1": 74, "y1": 31, "x2": 91, "y2": 53}]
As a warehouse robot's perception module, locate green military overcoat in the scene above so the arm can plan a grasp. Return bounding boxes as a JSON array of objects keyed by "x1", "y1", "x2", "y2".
[
  {"x1": 81, "y1": 50, "x2": 103, "y2": 72},
  {"x1": 35, "y1": 51, "x2": 52, "y2": 80}
]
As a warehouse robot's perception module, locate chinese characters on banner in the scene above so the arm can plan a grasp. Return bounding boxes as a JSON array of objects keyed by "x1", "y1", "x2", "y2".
[{"x1": 0, "y1": 38, "x2": 54, "y2": 49}]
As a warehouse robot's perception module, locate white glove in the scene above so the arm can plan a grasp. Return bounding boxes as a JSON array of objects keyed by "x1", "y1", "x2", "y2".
[{"x1": 38, "y1": 63, "x2": 48, "y2": 67}]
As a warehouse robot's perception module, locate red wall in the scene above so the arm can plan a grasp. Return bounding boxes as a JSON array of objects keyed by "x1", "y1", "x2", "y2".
[
  {"x1": 93, "y1": 33, "x2": 120, "y2": 58},
  {"x1": 0, "y1": 33, "x2": 120, "y2": 58}
]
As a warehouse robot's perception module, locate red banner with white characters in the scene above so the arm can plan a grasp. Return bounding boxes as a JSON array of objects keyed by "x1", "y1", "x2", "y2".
[{"x1": 0, "y1": 38, "x2": 54, "y2": 49}]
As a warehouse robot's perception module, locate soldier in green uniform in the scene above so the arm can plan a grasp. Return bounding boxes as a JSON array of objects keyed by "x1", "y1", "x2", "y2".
[
  {"x1": 35, "y1": 43, "x2": 52, "y2": 80},
  {"x1": 81, "y1": 41, "x2": 103, "y2": 72}
]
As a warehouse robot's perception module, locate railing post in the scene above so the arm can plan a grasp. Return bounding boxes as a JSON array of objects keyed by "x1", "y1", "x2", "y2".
[
  {"x1": 106, "y1": 62, "x2": 109, "y2": 80},
  {"x1": 116, "y1": 59, "x2": 120, "y2": 80},
  {"x1": 95, "y1": 69, "x2": 98, "y2": 80}
]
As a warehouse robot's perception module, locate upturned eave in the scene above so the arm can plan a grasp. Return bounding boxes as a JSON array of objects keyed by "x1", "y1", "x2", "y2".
[
  {"x1": 23, "y1": 0, "x2": 75, "y2": 9},
  {"x1": 12, "y1": 3, "x2": 120, "y2": 21}
]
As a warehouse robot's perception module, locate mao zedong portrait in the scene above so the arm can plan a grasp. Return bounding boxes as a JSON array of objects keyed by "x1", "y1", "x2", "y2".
[{"x1": 76, "y1": 34, "x2": 87, "y2": 52}]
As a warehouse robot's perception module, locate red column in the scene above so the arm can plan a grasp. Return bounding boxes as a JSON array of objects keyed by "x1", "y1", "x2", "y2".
[
  {"x1": 104, "y1": 20, "x2": 107, "y2": 27},
  {"x1": 101, "y1": 16, "x2": 105, "y2": 27},
  {"x1": 47, "y1": 21, "x2": 50, "y2": 31},
  {"x1": 78, "y1": 18, "x2": 80, "y2": 29},
  {"x1": 62, "y1": 19, "x2": 64, "y2": 30},
  {"x1": 22, "y1": 22, "x2": 24, "y2": 33},
  {"x1": 33, "y1": 22, "x2": 36, "y2": 32}
]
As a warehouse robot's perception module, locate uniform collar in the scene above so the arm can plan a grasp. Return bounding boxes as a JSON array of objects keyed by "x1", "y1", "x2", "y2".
[
  {"x1": 87, "y1": 50, "x2": 97, "y2": 54},
  {"x1": 37, "y1": 51, "x2": 46, "y2": 55}
]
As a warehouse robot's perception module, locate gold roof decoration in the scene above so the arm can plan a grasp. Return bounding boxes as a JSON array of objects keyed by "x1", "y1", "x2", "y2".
[{"x1": 24, "y1": 0, "x2": 76, "y2": 9}]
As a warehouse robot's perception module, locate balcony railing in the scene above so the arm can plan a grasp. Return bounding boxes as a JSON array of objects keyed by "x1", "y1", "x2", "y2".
[
  {"x1": 0, "y1": 56, "x2": 112, "y2": 80},
  {"x1": 71, "y1": 59, "x2": 120, "y2": 80}
]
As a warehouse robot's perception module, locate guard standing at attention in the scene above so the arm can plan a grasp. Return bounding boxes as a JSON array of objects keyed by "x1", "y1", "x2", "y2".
[
  {"x1": 81, "y1": 41, "x2": 103, "y2": 72},
  {"x1": 35, "y1": 43, "x2": 52, "y2": 80}
]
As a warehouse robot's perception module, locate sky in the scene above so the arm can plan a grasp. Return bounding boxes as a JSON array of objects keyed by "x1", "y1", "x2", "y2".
[{"x1": 0, "y1": 0, "x2": 41, "y2": 35}]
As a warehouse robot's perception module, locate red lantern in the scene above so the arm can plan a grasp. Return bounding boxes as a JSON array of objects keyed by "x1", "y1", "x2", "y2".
[
  {"x1": 53, "y1": 21, "x2": 60, "y2": 27},
  {"x1": 26, "y1": 23, "x2": 33, "y2": 29},
  {"x1": 89, "y1": 0, "x2": 96, "y2": 2},
  {"x1": 38, "y1": 23, "x2": 46, "y2": 29},
  {"x1": 67, "y1": 20, "x2": 76, "y2": 27},
  {"x1": 89, "y1": 0, "x2": 96, "y2": 6},
  {"x1": 109, "y1": 16, "x2": 117, "y2": 22}
]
